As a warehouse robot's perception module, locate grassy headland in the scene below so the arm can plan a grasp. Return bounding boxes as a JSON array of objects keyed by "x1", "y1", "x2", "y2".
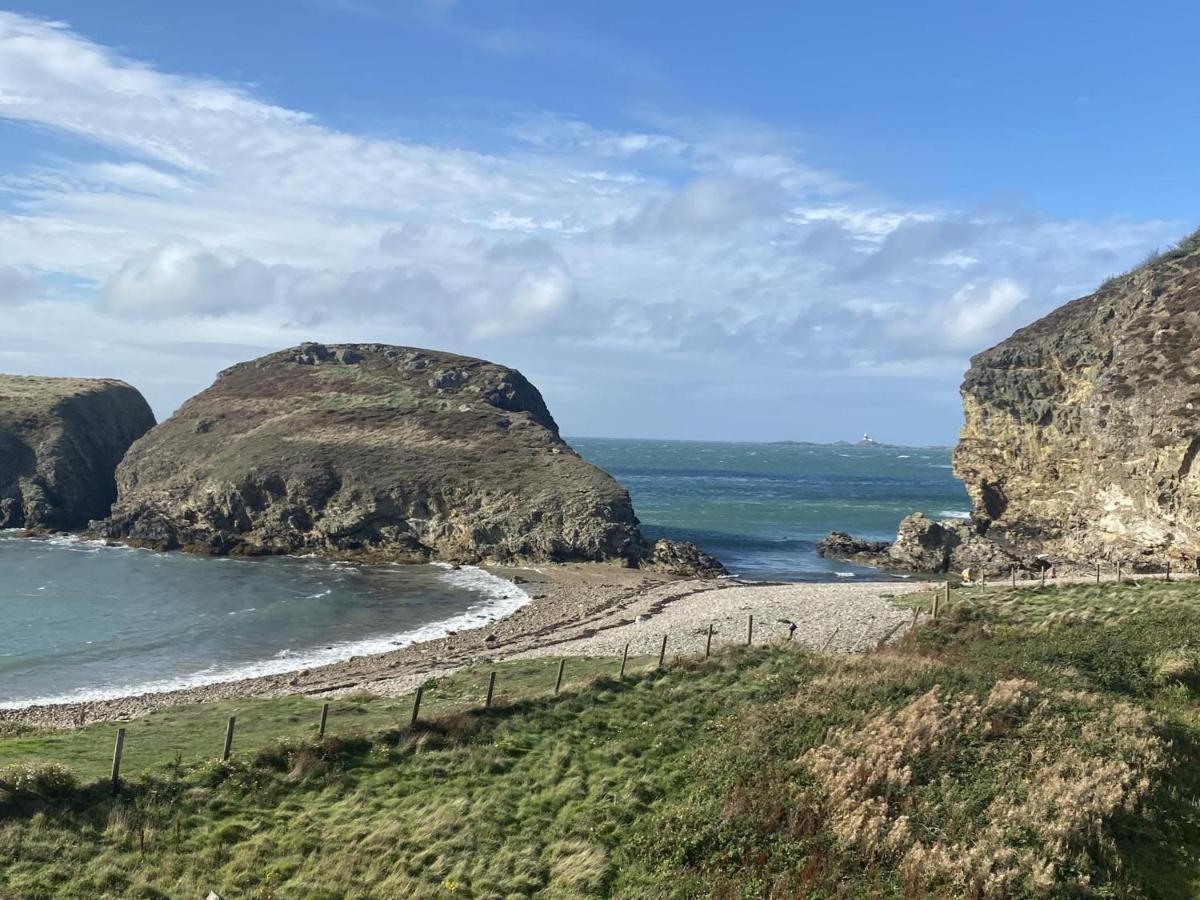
[{"x1": 3, "y1": 579, "x2": 1200, "y2": 898}]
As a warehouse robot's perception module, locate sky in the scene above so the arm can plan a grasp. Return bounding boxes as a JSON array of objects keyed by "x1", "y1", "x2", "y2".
[{"x1": 0, "y1": 2, "x2": 1194, "y2": 443}]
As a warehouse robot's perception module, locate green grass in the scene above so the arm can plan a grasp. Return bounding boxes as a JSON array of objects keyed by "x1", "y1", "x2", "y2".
[
  {"x1": 3, "y1": 582, "x2": 1200, "y2": 898},
  {"x1": 0, "y1": 655, "x2": 650, "y2": 782}
]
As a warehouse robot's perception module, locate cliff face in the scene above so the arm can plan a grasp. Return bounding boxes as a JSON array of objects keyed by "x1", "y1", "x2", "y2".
[
  {"x1": 0, "y1": 376, "x2": 156, "y2": 530},
  {"x1": 97, "y1": 343, "x2": 651, "y2": 566},
  {"x1": 954, "y1": 233, "x2": 1200, "y2": 564}
]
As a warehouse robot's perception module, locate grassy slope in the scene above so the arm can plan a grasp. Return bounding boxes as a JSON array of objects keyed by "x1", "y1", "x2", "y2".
[{"x1": 2, "y1": 581, "x2": 1200, "y2": 898}]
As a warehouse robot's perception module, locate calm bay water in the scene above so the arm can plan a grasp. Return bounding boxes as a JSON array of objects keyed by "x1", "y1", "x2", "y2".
[
  {"x1": 0, "y1": 535, "x2": 527, "y2": 707},
  {"x1": 1, "y1": 439, "x2": 967, "y2": 706}
]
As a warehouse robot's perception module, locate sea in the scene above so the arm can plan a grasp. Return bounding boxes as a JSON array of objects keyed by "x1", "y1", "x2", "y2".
[{"x1": 0, "y1": 439, "x2": 968, "y2": 707}]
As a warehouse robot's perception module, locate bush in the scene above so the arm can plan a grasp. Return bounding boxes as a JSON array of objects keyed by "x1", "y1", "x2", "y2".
[
  {"x1": 1150, "y1": 648, "x2": 1200, "y2": 690},
  {"x1": 0, "y1": 761, "x2": 79, "y2": 798}
]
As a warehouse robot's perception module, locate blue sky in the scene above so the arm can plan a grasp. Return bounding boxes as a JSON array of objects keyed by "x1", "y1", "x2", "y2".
[{"x1": 0, "y1": 2, "x2": 1192, "y2": 442}]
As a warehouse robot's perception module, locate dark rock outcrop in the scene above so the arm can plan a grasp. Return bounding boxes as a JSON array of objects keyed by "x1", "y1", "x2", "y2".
[
  {"x1": 644, "y1": 538, "x2": 726, "y2": 578},
  {"x1": 818, "y1": 513, "x2": 1026, "y2": 577},
  {"x1": 815, "y1": 531, "x2": 891, "y2": 566},
  {"x1": 0, "y1": 375, "x2": 155, "y2": 530},
  {"x1": 955, "y1": 230, "x2": 1200, "y2": 564},
  {"x1": 96, "y1": 342, "x2": 723, "y2": 575}
]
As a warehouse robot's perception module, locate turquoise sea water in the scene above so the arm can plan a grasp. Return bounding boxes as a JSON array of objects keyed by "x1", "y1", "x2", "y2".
[
  {"x1": 571, "y1": 438, "x2": 969, "y2": 582},
  {"x1": 0, "y1": 439, "x2": 967, "y2": 706}
]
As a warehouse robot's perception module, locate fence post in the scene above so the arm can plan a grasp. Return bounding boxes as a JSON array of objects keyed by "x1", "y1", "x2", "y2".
[
  {"x1": 555, "y1": 658, "x2": 566, "y2": 695},
  {"x1": 620, "y1": 643, "x2": 629, "y2": 677},
  {"x1": 1096, "y1": 561, "x2": 1101, "y2": 584},
  {"x1": 111, "y1": 727, "x2": 126, "y2": 795},
  {"x1": 981, "y1": 570, "x2": 987, "y2": 587},
  {"x1": 705, "y1": 623, "x2": 714, "y2": 658},
  {"x1": 932, "y1": 590, "x2": 940, "y2": 620},
  {"x1": 945, "y1": 581, "x2": 951, "y2": 611},
  {"x1": 657, "y1": 634, "x2": 668, "y2": 669},
  {"x1": 747, "y1": 615, "x2": 754, "y2": 647},
  {"x1": 410, "y1": 685, "x2": 423, "y2": 726},
  {"x1": 1011, "y1": 566, "x2": 1016, "y2": 588},
  {"x1": 485, "y1": 671, "x2": 497, "y2": 708},
  {"x1": 1040, "y1": 566, "x2": 1046, "y2": 587},
  {"x1": 318, "y1": 703, "x2": 329, "y2": 740},
  {"x1": 222, "y1": 717, "x2": 236, "y2": 761},
  {"x1": 1117, "y1": 561, "x2": 1123, "y2": 583},
  {"x1": 1167, "y1": 561, "x2": 1172, "y2": 582}
]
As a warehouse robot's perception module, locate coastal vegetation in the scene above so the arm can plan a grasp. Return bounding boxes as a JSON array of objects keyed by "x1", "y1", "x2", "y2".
[{"x1": 3, "y1": 579, "x2": 1200, "y2": 898}]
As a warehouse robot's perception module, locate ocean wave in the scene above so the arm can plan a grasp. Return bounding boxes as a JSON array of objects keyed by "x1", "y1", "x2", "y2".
[
  {"x1": 0, "y1": 563, "x2": 532, "y2": 710},
  {"x1": 938, "y1": 510, "x2": 972, "y2": 519}
]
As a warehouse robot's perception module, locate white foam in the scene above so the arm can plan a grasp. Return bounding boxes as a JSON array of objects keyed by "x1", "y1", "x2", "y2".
[
  {"x1": 938, "y1": 510, "x2": 972, "y2": 520},
  {"x1": 0, "y1": 563, "x2": 531, "y2": 710},
  {"x1": 835, "y1": 571, "x2": 856, "y2": 578}
]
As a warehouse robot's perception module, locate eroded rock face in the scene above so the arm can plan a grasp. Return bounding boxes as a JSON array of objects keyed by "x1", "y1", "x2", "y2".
[
  {"x1": 97, "y1": 343, "x2": 719, "y2": 573},
  {"x1": 954, "y1": 233, "x2": 1200, "y2": 564},
  {"x1": 0, "y1": 376, "x2": 156, "y2": 530},
  {"x1": 817, "y1": 514, "x2": 1025, "y2": 577},
  {"x1": 644, "y1": 538, "x2": 726, "y2": 578},
  {"x1": 815, "y1": 531, "x2": 891, "y2": 567}
]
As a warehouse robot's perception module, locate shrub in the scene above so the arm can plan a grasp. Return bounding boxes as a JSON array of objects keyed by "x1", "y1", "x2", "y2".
[
  {"x1": 1150, "y1": 648, "x2": 1200, "y2": 690},
  {"x1": 0, "y1": 761, "x2": 79, "y2": 798}
]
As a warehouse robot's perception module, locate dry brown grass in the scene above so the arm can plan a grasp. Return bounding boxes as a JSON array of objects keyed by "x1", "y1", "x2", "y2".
[{"x1": 801, "y1": 679, "x2": 1166, "y2": 898}]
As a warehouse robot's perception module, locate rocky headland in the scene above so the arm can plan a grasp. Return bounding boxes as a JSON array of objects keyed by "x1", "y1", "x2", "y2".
[
  {"x1": 0, "y1": 375, "x2": 155, "y2": 531},
  {"x1": 96, "y1": 342, "x2": 722, "y2": 575},
  {"x1": 955, "y1": 230, "x2": 1200, "y2": 567}
]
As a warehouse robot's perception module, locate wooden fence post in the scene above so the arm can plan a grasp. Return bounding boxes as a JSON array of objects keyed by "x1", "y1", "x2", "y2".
[
  {"x1": 747, "y1": 615, "x2": 754, "y2": 647},
  {"x1": 485, "y1": 671, "x2": 496, "y2": 708},
  {"x1": 1011, "y1": 566, "x2": 1016, "y2": 588},
  {"x1": 657, "y1": 634, "x2": 668, "y2": 669},
  {"x1": 945, "y1": 581, "x2": 951, "y2": 611},
  {"x1": 222, "y1": 717, "x2": 236, "y2": 761},
  {"x1": 318, "y1": 703, "x2": 329, "y2": 740},
  {"x1": 1167, "y1": 561, "x2": 1172, "y2": 582},
  {"x1": 1096, "y1": 562, "x2": 1101, "y2": 584},
  {"x1": 620, "y1": 643, "x2": 629, "y2": 677},
  {"x1": 555, "y1": 658, "x2": 566, "y2": 695},
  {"x1": 111, "y1": 727, "x2": 126, "y2": 795},
  {"x1": 705, "y1": 624, "x2": 714, "y2": 658},
  {"x1": 932, "y1": 590, "x2": 940, "y2": 620},
  {"x1": 1117, "y1": 562, "x2": 1123, "y2": 583},
  {"x1": 410, "y1": 685, "x2": 423, "y2": 725}
]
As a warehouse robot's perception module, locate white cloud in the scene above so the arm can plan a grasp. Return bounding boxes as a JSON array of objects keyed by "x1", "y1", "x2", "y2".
[
  {"x1": 0, "y1": 264, "x2": 32, "y2": 305},
  {"x1": 0, "y1": 10, "x2": 1186, "y2": 439},
  {"x1": 102, "y1": 240, "x2": 277, "y2": 317}
]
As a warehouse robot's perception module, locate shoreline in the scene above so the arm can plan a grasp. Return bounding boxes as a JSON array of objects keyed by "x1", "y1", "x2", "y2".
[{"x1": 0, "y1": 561, "x2": 927, "y2": 729}]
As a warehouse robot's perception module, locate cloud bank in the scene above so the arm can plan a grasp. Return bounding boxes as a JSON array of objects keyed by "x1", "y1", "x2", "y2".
[{"x1": 0, "y1": 11, "x2": 1182, "y2": 440}]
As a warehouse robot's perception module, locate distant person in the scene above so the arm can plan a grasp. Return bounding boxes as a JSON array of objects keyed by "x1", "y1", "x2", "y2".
[{"x1": 961, "y1": 566, "x2": 973, "y2": 585}]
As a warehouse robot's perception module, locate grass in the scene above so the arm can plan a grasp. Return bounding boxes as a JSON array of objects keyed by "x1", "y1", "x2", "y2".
[
  {"x1": 1100, "y1": 226, "x2": 1200, "y2": 290},
  {"x1": 3, "y1": 581, "x2": 1200, "y2": 898},
  {"x1": 0, "y1": 655, "x2": 649, "y2": 782}
]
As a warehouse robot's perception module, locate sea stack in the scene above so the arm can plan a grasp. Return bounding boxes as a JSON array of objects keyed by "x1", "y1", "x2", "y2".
[
  {"x1": 98, "y1": 343, "x2": 683, "y2": 568},
  {"x1": 0, "y1": 375, "x2": 156, "y2": 530},
  {"x1": 955, "y1": 230, "x2": 1200, "y2": 564}
]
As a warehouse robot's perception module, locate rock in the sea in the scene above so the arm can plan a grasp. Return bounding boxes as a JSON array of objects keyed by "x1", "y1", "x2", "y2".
[
  {"x1": 955, "y1": 230, "x2": 1200, "y2": 564},
  {"x1": 0, "y1": 375, "x2": 155, "y2": 530},
  {"x1": 815, "y1": 531, "x2": 891, "y2": 566},
  {"x1": 96, "y1": 342, "x2": 721, "y2": 575}
]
